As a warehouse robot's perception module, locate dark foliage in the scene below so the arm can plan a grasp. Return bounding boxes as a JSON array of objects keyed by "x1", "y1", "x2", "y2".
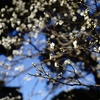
[{"x1": 52, "y1": 88, "x2": 100, "y2": 100}]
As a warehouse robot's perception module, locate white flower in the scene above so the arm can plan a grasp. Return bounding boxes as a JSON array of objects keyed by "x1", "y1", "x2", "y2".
[
  {"x1": 64, "y1": 59, "x2": 71, "y2": 65},
  {"x1": 7, "y1": 56, "x2": 12, "y2": 61},
  {"x1": 72, "y1": 16, "x2": 77, "y2": 22},
  {"x1": 32, "y1": 62, "x2": 36, "y2": 67},
  {"x1": 73, "y1": 40, "x2": 78, "y2": 48},
  {"x1": 98, "y1": 46, "x2": 100, "y2": 51},
  {"x1": 54, "y1": 62, "x2": 59, "y2": 67},
  {"x1": 50, "y1": 42, "x2": 55, "y2": 49},
  {"x1": 49, "y1": 53, "x2": 53, "y2": 60},
  {"x1": 53, "y1": 0, "x2": 57, "y2": 2},
  {"x1": 84, "y1": 16, "x2": 89, "y2": 20},
  {"x1": 59, "y1": 20, "x2": 63, "y2": 25},
  {"x1": 80, "y1": 12, "x2": 84, "y2": 16},
  {"x1": 50, "y1": 35, "x2": 55, "y2": 39},
  {"x1": 81, "y1": 26, "x2": 86, "y2": 31},
  {"x1": 44, "y1": 12, "x2": 49, "y2": 18},
  {"x1": 93, "y1": 47, "x2": 100, "y2": 52},
  {"x1": 64, "y1": 13, "x2": 68, "y2": 17}
]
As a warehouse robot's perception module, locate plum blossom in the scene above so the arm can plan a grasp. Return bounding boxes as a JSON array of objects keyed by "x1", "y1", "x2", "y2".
[
  {"x1": 54, "y1": 62, "x2": 59, "y2": 67},
  {"x1": 50, "y1": 42, "x2": 55, "y2": 49},
  {"x1": 64, "y1": 59, "x2": 71, "y2": 65},
  {"x1": 73, "y1": 40, "x2": 78, "y2": 48}
]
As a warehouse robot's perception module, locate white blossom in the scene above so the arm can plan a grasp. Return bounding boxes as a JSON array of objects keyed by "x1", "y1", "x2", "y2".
[
  {"x1": 7, "y1": 56, "x2": 12, "y2": 61},
  {"x1": 64, "y1": 59, "x2": 71, "y2": 65},
  {"x1": 47, "y1": 62, "x2": 51, "y2": 66},
  {"x1": 44, "y1": 12, "x2": 49, "y2": 18},
  {"x1": 98, "y1": 46, "x2": 100, "y2": 51},
  {"x1": 73, "y1": 40, "x2": 78, "y2": 48},
  {"x1": 81, "y1": 26, "x2": 86, "y2": 31},
  {"x1": 58, "y1": 20, "x2": 63, "y2": 25},
  {"x1": 49, "y1": 53, "x2": 53, "y2": 60},
  {"x1": 64, "y1": 13, "x2": 68, "y2": 17},
  {"x1": 50, "y1": 35, "x2": 55, "y2": 39},
  {"x1": 32, "y1": 62, "x2": 36, "y2": 67},
  {"x1": 50, "y1": 42, "x2": 55, "y2": 49},
  {"x1": 72, "y1": 16, "x2": 77, "y2": 22},
  {"x1": 54, "y1": 62, "x2": 59, "y2": 67},
  {"x1": 93, "y1": 47, "x2": 99, "y2": 52}
]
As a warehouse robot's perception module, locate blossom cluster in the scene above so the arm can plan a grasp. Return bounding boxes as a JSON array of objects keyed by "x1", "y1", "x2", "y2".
[
  {"x1": 0, "y1": 0, "x2": 99, "y2": 56},
  {"x1": 0, "y1": 0, "x2": 100, "y2": 90},
  {"x1": 36, "y1": 0, "x2": 100, "y2": 83}
]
